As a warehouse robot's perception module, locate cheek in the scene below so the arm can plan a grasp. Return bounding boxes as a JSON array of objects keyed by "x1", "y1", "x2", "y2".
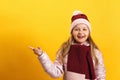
[
  {"x1": 72, "y1": 32, "x2": 77, "y2": 37},
  {"x1": 85, "y1": 31, "x2": 89, "y2": 35},
  {"x1": 86, "y1": 33, "x2": 90, "y2": 38}
]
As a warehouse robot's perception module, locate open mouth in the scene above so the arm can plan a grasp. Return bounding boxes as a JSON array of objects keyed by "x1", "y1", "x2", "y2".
[{"x1": 77, "y1": 35, "x2": 85, "y2": 39}]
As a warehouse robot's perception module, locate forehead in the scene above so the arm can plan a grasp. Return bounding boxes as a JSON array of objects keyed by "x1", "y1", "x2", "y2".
[{"x1": 74, "y1": 23, "x2": 88, "y2": 29}]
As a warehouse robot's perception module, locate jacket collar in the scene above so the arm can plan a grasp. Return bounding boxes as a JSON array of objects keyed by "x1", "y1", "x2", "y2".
[{"x1": 72, "y1": 41, "x2": 90, "y2": 46}]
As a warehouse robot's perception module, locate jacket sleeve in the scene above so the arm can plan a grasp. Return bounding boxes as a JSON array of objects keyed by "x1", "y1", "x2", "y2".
[
  {"x1": 94, "y1": 49, "x2": 106, "y2": 80},
  {"x1": 37, "y1": 52, "x2": 63, "y2": 78}
]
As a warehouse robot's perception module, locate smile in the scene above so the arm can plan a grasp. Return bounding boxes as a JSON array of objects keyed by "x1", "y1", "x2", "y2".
[{"x1": 77, "y1": 35, "x2": 85, "y2": 39}]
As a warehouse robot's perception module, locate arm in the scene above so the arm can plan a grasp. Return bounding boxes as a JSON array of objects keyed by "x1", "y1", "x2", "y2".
[
  {"x1": 38, "y1": 52, "x2": 63, "y2": 78},
  {"x1": 94, "y1": 49, "x2": 106, "y2": 80},
  {"x1": 29, "y1": 46, "x2": 63, "y2": 78}
]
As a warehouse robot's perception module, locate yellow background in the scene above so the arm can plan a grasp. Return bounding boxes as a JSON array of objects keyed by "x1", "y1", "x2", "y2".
[{"x1": 0, "y1": 0, "x2": 120, "y2": 80}]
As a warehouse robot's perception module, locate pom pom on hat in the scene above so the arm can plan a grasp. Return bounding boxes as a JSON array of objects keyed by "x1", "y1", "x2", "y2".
[
  {"x1": 72, "y1": 10, "x2": 83, "y2": 16},
  {"x1": 70, "y1": 10, "x2": 91, "y2": 32}
]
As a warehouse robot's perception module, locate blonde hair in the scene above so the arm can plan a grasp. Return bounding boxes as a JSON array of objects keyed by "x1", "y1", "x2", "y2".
[{"x1": 57, "y1": 35, "x2": 99, "y2": 65}]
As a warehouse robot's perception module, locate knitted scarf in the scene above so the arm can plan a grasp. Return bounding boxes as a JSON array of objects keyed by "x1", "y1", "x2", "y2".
[{"x1": 67, "y1": 44, "x2": 96, "y2": 79}]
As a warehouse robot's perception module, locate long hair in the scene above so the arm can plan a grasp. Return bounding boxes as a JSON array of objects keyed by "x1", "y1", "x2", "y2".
[
  {"x1": 88, "y1": 35, "x2": 99, "y2": 65},
  {"x1": 57, "y1": 35, "x2": 99, "y2": 65}
]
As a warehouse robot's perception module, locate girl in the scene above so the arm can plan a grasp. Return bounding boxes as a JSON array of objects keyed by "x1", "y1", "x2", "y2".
[{"x1": 29, "y1": 10, "x2": 106, "y2": 80}]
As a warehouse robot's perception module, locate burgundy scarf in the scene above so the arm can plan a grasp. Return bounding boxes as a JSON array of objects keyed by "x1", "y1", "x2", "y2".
[{"x1": 67, "y1": 45, "x2": 96, "y2": 79}]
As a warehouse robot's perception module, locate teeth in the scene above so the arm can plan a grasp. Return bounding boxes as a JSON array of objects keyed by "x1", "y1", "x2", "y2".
[{"x1": 78, "y1": 36, "x2": 84, "y2": 38}]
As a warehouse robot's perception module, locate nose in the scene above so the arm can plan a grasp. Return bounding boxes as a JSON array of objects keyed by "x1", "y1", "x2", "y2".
[{"x1": 78, "y1": 30, "x2": 82, "y2": 34}]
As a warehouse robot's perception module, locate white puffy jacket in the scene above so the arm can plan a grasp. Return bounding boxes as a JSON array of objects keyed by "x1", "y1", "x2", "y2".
[{"x1": 38, "y1": 48, "x2": 106, "y2": 80}]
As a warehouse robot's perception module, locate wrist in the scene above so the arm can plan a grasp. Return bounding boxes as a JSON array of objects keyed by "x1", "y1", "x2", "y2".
[{"x1": 38, "y1": 51, "x2": 44, "y2": 56}]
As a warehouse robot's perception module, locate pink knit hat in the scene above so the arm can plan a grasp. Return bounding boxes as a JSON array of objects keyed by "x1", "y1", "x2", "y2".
[{"x1": 70, "y1": 10, "x2": 91, "y2": 32}]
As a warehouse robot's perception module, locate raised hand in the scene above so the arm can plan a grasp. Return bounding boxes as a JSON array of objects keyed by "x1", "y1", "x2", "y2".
[{"x1": 29, "y1": 46, "x2": 43, "y2": 56}]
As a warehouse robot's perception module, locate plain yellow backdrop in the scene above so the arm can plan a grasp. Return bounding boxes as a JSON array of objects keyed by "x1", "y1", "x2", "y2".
[{"x1": 0, "y1": 0, "x2": 120, "y2": 80}]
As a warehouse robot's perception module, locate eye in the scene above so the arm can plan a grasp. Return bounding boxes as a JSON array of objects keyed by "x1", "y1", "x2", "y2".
[
  {"x1": 73, "y1": 28, "x2": 79, "y2": 31},
  {"x1": 83, "y1": 28, "x2": 87, "y2": 31}
]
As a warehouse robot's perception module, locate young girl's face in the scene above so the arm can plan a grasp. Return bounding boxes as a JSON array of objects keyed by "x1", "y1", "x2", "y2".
[{"x1": 72, "y1": 23, "x2": 90, "y2": 44}]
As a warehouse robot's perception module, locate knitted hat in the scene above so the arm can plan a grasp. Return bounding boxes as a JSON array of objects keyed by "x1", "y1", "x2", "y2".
[{"x1": 70, "y1": 10, "x2": 91, "y2": 32}]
